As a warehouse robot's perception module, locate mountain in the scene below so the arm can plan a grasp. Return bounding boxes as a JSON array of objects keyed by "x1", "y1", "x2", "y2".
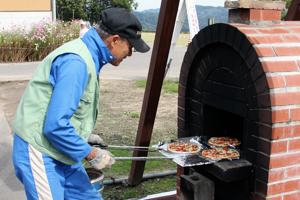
[{"x1": 134, "y1": 5, "x2": 228, "y2": 32}]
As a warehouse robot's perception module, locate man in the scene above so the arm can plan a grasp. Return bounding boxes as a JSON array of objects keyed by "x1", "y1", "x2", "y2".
[
  {"x1": 12, "y1": 7, "x2": 150, "y2": 200},
  {"x1": 79, "y1": 20, "x2": 90, "y2": 38}
]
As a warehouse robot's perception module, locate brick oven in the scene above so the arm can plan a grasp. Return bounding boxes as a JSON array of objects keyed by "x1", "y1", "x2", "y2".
[{"x1": 176, "y1": 1, "x2": 300, "y2": 200}]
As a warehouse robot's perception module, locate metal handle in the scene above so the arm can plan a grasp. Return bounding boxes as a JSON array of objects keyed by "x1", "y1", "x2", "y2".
[
  {"x1": 93, "y1": 144, "x2": 161, "y2": 152},
  {"x1": 108, "y1": 145, "x2": 155, "y2": 150},
  {"x1": 114, "y1": 156, "x2": 172, "y2": 161}
]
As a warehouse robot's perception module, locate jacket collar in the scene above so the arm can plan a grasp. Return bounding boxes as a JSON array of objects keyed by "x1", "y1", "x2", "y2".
[{"x1": 81, "y1": 28, "x2": 115, "y2": 75}]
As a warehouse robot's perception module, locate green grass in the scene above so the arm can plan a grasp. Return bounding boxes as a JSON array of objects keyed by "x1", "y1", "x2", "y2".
[
  {"x1": 123, "y1": 111, "x2": 140, "y2": 118},
  {"x1": 135, "y1": 79, "x2": 147, "y2": 88},
  {"x1": 135, "y1": 79, "x2": 179, "y2": 94},
  {"x1": 101, "y1": 148, "x2": 177, "y2": 199},
  {"x1": 142, "y1": 32, "x2": 189, "y2": 46},
  {"x1": 162, "y1": 80, "x2": 179, "y2": 94},
  {"x1": 103, "y1": 176, "x2": 176, "y2": 200}
]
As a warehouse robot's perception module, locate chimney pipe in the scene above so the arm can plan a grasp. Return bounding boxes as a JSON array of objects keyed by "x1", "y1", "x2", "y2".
[{"x1": 225, "y1": 0, "x2": 286, "y2": 24}]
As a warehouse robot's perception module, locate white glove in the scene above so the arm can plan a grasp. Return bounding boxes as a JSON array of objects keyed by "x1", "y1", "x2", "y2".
[
  {"x1": 88, "y1": 134, "x2": 106, "y2": 146},
  {"x1": 88, "y1": 148, "x2": 115, "y2": 170}
]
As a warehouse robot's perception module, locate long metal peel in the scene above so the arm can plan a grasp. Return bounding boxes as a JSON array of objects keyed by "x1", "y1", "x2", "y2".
[
  {"x1": 107, "y1": 145, "x2": 160, "y2": 151},
  {"x1": 114, "y1": 156, "x2": 172, "y2": 161},
  {"x1": 92, "y1": 142, "x2": 165, "y2": 152}
]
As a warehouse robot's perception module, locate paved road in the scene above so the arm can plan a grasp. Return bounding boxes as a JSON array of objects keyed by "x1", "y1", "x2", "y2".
[
  {"x1": 0, "y1": 45, "x2": 187, "y2": 199},
  {"x1": 0, "y1": 46, "x2": 187, "y2": 81}
]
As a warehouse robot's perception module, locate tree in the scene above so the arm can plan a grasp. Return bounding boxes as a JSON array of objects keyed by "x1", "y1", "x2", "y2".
[
  {"x1": 282, "y1": 0, "x2": 293, "y2": 19},
  {"x1": 86, "y1": 0, "x2": 138, "y2": 24},
  {"x1": 57, "y1": 0, "x2": 137, "y2": 23},
  {"x1": 111, "y1": 0, "x2": 138, "y2": 11},
  {"x1": 57, "y1": 0, "x2": 88, "y2": 21},
  {"x1": 285, "y1": 0, "x2": 292, "y2": 8},
  {"x1": 86, "y1": 0, "x2": 107, "y2": 23}
]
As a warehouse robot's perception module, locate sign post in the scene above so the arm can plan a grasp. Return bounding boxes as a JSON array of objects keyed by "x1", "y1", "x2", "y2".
[{"x1": 165, "y1": 0, "x2": 199, "y2": 77}]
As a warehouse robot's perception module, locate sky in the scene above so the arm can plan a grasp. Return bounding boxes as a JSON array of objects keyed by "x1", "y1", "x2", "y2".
[{"x1": 135, "y1": 0, "x2": 226, "y2": 11}]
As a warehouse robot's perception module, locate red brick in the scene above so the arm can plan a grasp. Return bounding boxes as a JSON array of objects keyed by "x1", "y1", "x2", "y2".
[
  {"x1": 292, "y1": 125, "x2": 300, "y2": 137},
  {"x1": 267, "y1": 76, "x2": 286, "y2": 88},
  {"x1": 270, "y1": 92, "x2": 300, "y2": 106},
  {"x1": 269, "y1": 166, "x2": 300, "y2": 183},
  {"x1": 272, "y1": 126, "x2": 293, "y2": 139},
  {"x1": 239, "y1": 28, "x2": 259, "y2": 34},
  {"x1": 291, "y1": 108, "x2": 300, "y2": 121},
  {"x1": 272, "y1": 129, "x2": 285, "y2": 140},
  {"x1": 272, "y1": 109, "x2": 290, "y2": 123},
  {"x1": 267, "y1": 195, "x2": 283, "y2": 200},
  {"x1": 255, "y1": 47, "x2": 276, "y2": 57},
  {"x1": 248, "y1": 35, "x2": 284, "y2": 44},
  {"x1": 261, "y1": 61, "x2": 298, "y2": 72},
  {"x1": 274, "y1": 47, "x2": 300, "y2": 56},
  {"x1": 282, "y1": 35, "x2": 300, "y2": 42},
  {"x1": 285, "y1": 180, "x2": 300, "y2": 193},
  {"x1": 286, "y1": 75, "x2": 300, "y2": 87},
  {"x1": 286, "y1": 166, "x2": 300, "y2": 178},
  {"x1": 250, "y1": 9, "x2": 281, "y2": 21},
  {"x1": 269, "y1": 169, "x2": 285, "y2": 182},
  {"x1": 267, "y1": 179, "x2": 300, "y2": 195},
  {"x1": 289, "y1": 28, "x2": 300, "y2": 33},
  {"x1": 268, "y1": 182, "x2": 283, "y2": 196},
  {"x1": 270, "y1": 152, "x2": 300, "y2": 168},
  {"x1": 233, "y1": 23, "x2": 249, "y2": 28},
  {"x1": 289, "y1": 138, "x2": 300, "y2": 151},
  {"x1": 258, "y1": 28, "x2": 289, "y2": 35},
  {"x1": 270, "y1": 140, "x2": 288, "y2": 154},
  {"x1": 284, "y1": 191, "x2": 300, "y2": 200}
]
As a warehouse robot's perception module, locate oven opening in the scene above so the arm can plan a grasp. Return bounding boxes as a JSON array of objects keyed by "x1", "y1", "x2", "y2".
[{"x1": 203, "y1": 104, "x2": 244, "y2": 144}]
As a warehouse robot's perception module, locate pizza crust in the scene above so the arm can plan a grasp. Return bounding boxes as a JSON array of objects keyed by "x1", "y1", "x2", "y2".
[
  {"x1": 201, "y1": 147, "x2": 240, "y2": 160},
  {"x1": 167, "y1": 141, "x2": 200, "y2": 154},
  {"x1": 208, "y1": 137, "x2": 241, "y2": 147}
]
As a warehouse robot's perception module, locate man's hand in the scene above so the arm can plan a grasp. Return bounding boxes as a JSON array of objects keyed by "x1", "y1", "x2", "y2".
[
  {"x1": 88, "y1": 133, "x2": 107, "y2": 147},
  {"x1": 86, "y1": 148, "x2": 115, "y2": 170}
]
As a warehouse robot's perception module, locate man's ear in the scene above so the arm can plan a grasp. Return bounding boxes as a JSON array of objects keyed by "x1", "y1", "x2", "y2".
[
  {"x1": 111, "y1": 35, "x2": 121, "y2": 45},
  {"x1": 105, "y1": 35, "x2": 121, "y2": 49}
]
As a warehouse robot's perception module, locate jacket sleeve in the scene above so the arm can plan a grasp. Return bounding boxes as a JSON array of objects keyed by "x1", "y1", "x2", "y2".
[{"x1": 43, "y1": 53, "x2": 92, "y2": 163}]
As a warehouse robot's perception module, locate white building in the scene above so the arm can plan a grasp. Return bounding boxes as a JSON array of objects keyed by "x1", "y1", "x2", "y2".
[{"x1": 0, "y1": 0, "x2": 54, "y2": 31}]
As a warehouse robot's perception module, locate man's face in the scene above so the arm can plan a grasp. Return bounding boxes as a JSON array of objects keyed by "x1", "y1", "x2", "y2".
[{"x1": 108, "y1": 36, "x2": 133, "y2": 66}]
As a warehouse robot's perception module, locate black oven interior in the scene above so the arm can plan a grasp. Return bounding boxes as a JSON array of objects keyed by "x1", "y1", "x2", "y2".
[{"x1": 203, "y1": 104, "x2": 244, "y2": 146}]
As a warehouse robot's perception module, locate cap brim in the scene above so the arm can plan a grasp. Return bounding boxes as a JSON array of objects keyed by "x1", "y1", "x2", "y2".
[{"x1": 128, "y1": 38, "x2": 150, "y2": 53}]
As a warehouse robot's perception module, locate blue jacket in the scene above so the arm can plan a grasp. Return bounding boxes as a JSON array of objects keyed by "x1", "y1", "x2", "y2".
[{"x1": 43, "y1": 28, "x2": 114, "y2": 162}]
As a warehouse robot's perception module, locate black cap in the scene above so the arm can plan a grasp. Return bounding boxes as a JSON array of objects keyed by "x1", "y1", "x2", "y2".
[{"x1": 99, "y1": 7, "x2": 150, "y2": 53}]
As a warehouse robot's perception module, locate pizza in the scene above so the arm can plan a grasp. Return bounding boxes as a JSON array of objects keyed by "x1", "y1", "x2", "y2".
[
  {"x1": 201, "y1": 147, "x2": 240, "y2": 160},
  {"x1": 208, "y1": 137, "x2": 241, "y2": 147},
  {"x1": 167, "y1": 141, "x2": 200, "y2": 154}
]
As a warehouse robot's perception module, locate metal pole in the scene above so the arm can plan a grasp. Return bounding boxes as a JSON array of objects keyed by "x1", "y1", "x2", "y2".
[
  {"x1": 51, "y1": 0, "x2": 57, "y2": 22},
  {"x1": 114, "y1": 156, "x2": 172, "y2": 161},
  {"x1": 208, "y1": 17, "x2": 215, "y2": 25}
]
